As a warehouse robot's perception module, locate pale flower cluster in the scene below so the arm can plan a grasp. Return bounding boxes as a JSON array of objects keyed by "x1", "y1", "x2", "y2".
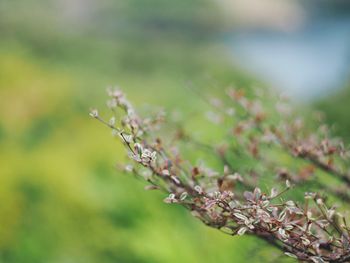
[{"x1": 91, "y1": 87, "x2": 350, "y2": 262}]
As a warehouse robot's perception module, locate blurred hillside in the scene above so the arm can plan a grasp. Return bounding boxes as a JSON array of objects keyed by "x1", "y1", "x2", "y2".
[
  {"x1": 0, "y1": 1, "x2": 281, "y2": 263},
  {"x1": 0, "y1": 0, "x2": 349, "y2": 263}
]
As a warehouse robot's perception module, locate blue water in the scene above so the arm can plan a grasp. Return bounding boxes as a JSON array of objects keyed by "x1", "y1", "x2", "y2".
[{"x1": 227, "y1": 17, "x2": 350, "y2": 100}]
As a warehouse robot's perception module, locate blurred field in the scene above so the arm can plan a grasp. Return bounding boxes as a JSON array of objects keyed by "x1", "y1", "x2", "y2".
[{"x1": 0, "y1": 1, "x2": 348, "y2": 263}]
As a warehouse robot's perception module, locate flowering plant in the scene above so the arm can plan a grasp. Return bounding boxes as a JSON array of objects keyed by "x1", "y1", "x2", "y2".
[{"x1": 91, "y1": 87, "x2": 350, "y2": 262}]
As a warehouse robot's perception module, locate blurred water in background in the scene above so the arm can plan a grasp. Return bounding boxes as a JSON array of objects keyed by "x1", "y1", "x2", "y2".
[
  {"x1": 1, "y1": 1, "x2": 350, "y2": 262},
  {"x1": 226, "y1": 1, "x2": 350, "y2": 100}
]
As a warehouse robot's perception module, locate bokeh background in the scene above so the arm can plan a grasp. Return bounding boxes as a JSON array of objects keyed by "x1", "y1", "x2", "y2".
[{"x1": 0, "y1": 0, "x2": 350, "y2": 262}]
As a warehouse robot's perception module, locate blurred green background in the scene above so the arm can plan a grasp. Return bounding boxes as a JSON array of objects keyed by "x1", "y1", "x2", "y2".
[{"x1": 0, "y1": 0, "x2": 349, "y2": 262}]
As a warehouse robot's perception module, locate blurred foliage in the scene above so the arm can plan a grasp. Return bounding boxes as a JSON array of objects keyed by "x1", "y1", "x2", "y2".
[
  {"x1": 1, "y1": 0, "x2": 345, "y2": 262},
  {"x1": 314, "y1": 84, "x2": 350, "y2": 142},
  {"x1": 0, "y1": 1, "x2": 284, "y2": 263}
]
